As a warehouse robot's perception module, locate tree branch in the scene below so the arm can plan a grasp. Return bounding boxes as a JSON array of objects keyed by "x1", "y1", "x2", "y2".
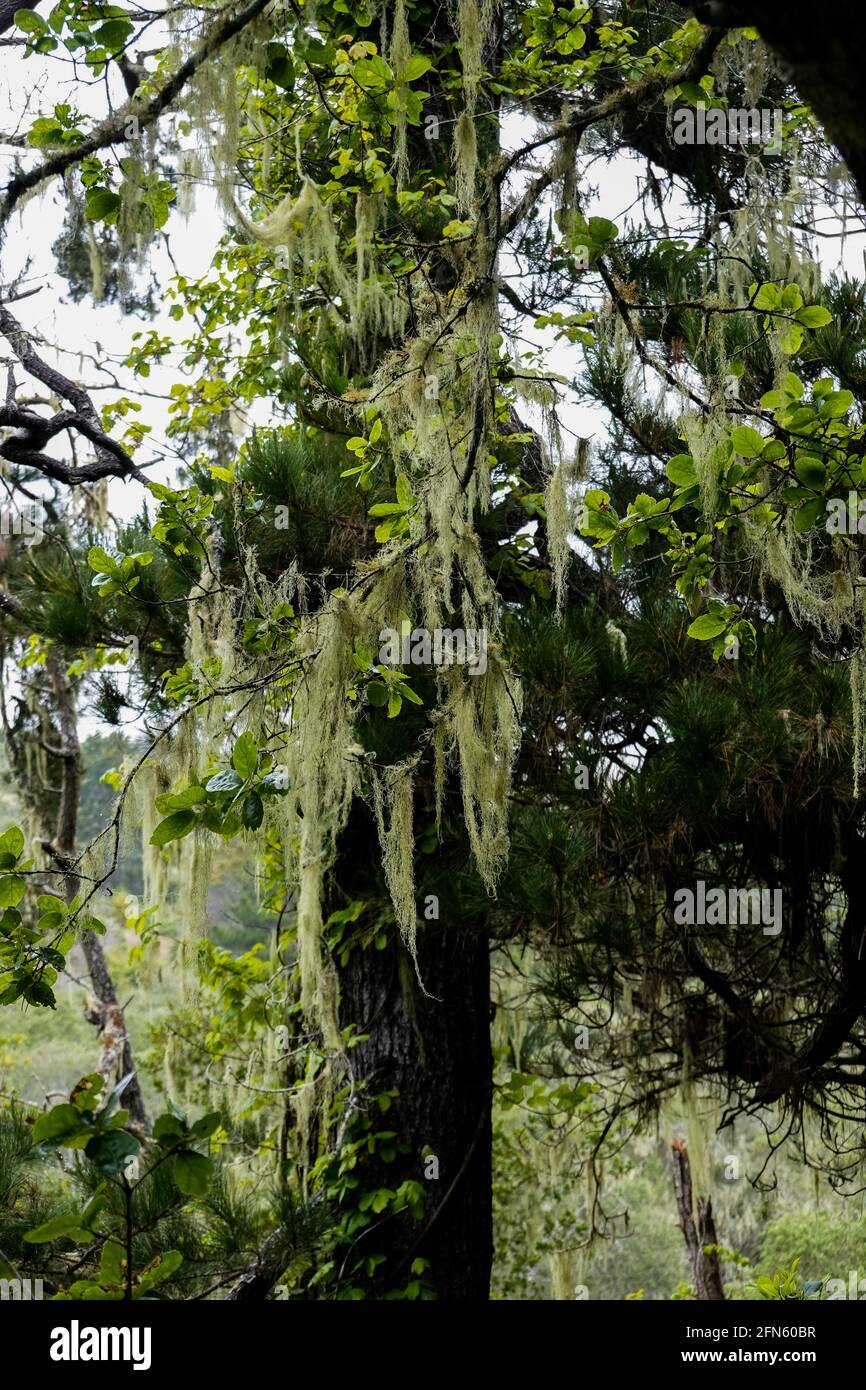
[
  {"x1": 0, "y1": 0, "x2": 273, "y2": 231},
  {"x1": 0, "y1": 301, "x2": 145, "y2": 483}
]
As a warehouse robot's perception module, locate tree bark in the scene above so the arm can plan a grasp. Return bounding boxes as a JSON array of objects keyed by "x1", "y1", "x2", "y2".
[
  {"x1": 45, "y1": 649, "x2": 148, "y2": 1129},
  {"x1": 339, "y1": 916, "x2": 493, "y2": 1300},
  {"x1": 671, "y1": 1139, "x2": 726, "y2": 1300}
]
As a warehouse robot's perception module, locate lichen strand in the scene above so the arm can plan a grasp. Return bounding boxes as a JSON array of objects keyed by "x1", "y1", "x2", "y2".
[
  {"x1": 389, "y1": 0, "x2": 412, "y2": 189},
  {"x1": 451, "y1": 0, "x2": 497, "y2": 216},
  {"x1": 442, "y1": 653, "x2": 522, "y2": 891},
  {"x1": 181, "y1": 28, "x2": 407, "y2": 353},
  {"x1": 455, "y1": 0, "x2": 485, "y2": 107},
  {"x1": 289, "y1": 594, "x2": 367, "y2": 1049},
  {"x1": 86, "y1": 221, "x2": 104, "y2": 302},
  {"x1": 178, "y1": 828, "x2": 213, "y2": 999},
  {"x1": 371, "y1": 761, "x2": 418, "y2": 961},
  {"x1": 132, "y1": 13, "x2": 525, "y2": 1044},
  {"x1": 751, "y1": 515, "x2": 866, "y2": 789},
  {"x1": 679, "y1": 1039, "x2": 715, "y2": 1212},
  {"x1": 544, "y1": 454, "x2": 576, "y2": 612},
  {"x1": 453, "y1": 110, "x2": 478, "y2": 220},
  {"x1": 222, "y1": 175, "x2": 402, "y2": 362},
  {"x1": 680, "y1": 409, "x2": 726, "y2": 518}
]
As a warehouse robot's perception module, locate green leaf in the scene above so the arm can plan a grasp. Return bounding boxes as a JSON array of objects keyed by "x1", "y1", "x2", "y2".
[
  {"x1": 153, "y1": 1112, "x2": 187, "y2": 1145},
  {"x1": 794, "y1": 455, "x2": 827, "y2": 488},
  {"x1": 0, "y1": 874, "x2": 25, "y2": 909},
  {"x1": 149, "y1": 810, "x2": 196, "y2": 846},
  {"x1": 36, "y1": 893, "x2": 65, "y2": 912},
  {"x1": 259, "y1": 768, "x2": 291, "y2": 795},
  {"x1": 231, "y1": 732, "x2": 258, "y2": 781},
  {"x1": 666, "y1": 454, "x2": 697, "y2": 487},
  {"x1": 205, "y1": 768, "x2": 243, "y2": 794},
  {"x1": 402, "y1": 54, "x2": 431, "y2": 81},
  {"x1": 761, "y1": 441, "x2": 786, "y2": 463},
  {"x1": 14, "y1": 8, "x2": 47, "y2": 34},
  {"x1": 99, "y1": 1240, "x2": 126, "y2": 1284},
  {"x1": 84, "y1": 188, "x2": 122, "y2": 225},
  {"x1": 0, "y1": 826, "x2": 25, "y2": 861},
  {"x1": 687, "y1": 615, "x2": 728, "y2": 640},
  {"x1": 94, "y1": 18, "x2": 133, "y2": 49},
  {"x1": 70, "y1": 1074, "x2": 105, "y2": 1111},
  {"x1": 730, "y1": 426, "x2": 764, "y2": 459},
  {"x1": 588, "y1": 216, "x2": 618, "y2": 244},
  {"x1": 242, "y1": 791, "x2": 264, "y2": 830},
  {"x1": 367, "y1": 681, "x2": 389, "y2": 706},
  {"x1": 33, "y1": 1103, "x2": 88, "y2": 1144},
  {"x1": 24, "y1": 1212, "x2": 92, "y2": 1244},
  {"x1": 823, "y1": 389, "x2": 854, "y2": 418},
  {"x1": 135, "y1": 1249, "x2": 183, "y2": 1295},
  {"x1": 794, "y1": 497, "x2": 825, "y2": 532},
  {"x1": 85, "y1": 1129, "x2": 140, "y2": 1175},
  {"x1": 190, "y1": 1112, "x2": 221, "y2": 1139},
  {"x1": 353, "y1": 55, "x2": 392, "y2": 90},
  {"x1": 794, "y1": 305, "x2": 832, "y2": 328},
  {"x1": 173, "y1": 1150, "x2": 214, "y2": 1196},
  {"x1": 778, "y1": 322, "x2": 804, "y2": 355},
  {"x1": 264, "y1": 41, "x2": 295, "y2": 89},
  {"x1": 87, "y1": 545, "x2": 114, "y2": 573},
  {"x1": 154, "y1": 785, "x2": 206, "y2": 813},
  {"x1": 752, "y1": 282, "x2": 781, "y2": 310},
  {"x1": 102, "y1": 1072, "x2": 135, "y2": 1120},
  {"x1": 25, "y1": 980, "x2": 57, "y2": 1009},
  {"x1": 783, "y1": 372, "x2": 804, "y2": 399}
]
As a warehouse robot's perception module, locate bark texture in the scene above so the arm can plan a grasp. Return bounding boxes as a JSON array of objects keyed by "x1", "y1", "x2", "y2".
[
  {"x1": 671, "y1": 1138, "x2": 726, "y2": 1300},
  {"x1": 339, "y1": 916, "x2": 493, "y2": 1300},
  {"x1": 46, "y1": 649, "x2": 148, "y2": 1130}
]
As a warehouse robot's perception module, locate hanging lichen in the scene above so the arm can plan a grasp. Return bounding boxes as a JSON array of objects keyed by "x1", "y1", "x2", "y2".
[
  {"x1": 86, "y1": 221, "x2": 104, "y2": 302},
  {"x1": 389, "y1": 0, "x2": 412, "y2": 189},
  {"x1": 544, "y1": 444, "x2": 586, "y2": 613},
  {"x1": 179, "y1": 828, "x2": 213, "y2": 999},
  {"x1": 450, "y1": 0, "x2": 497, "y2": 215},
  {"x1": 605, "y1": 620, "x2": 627, "y2": 664},
  {"x1": 453, "y1": 111, "x2": 478, "y2": 219},
  {"x1": 371, "y1": 760, "x2": 419, "y2": 961}
]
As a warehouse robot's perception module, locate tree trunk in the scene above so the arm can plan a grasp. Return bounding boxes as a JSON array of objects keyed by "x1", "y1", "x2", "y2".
[
  {"x1": 671, "y1": 1139, "x2": 726, "y2": 1300},
  {"x1": 46, "y1": 650, "x2": 148, "y2": 1130},
  {"x1": 339, "y1": 918, "x2": 493, "y2": 1300}
]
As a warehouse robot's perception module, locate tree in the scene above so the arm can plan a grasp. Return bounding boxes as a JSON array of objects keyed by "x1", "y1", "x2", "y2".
[{"x1": 1, "y1": 0, "x2": 865, "y2": 1301}]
